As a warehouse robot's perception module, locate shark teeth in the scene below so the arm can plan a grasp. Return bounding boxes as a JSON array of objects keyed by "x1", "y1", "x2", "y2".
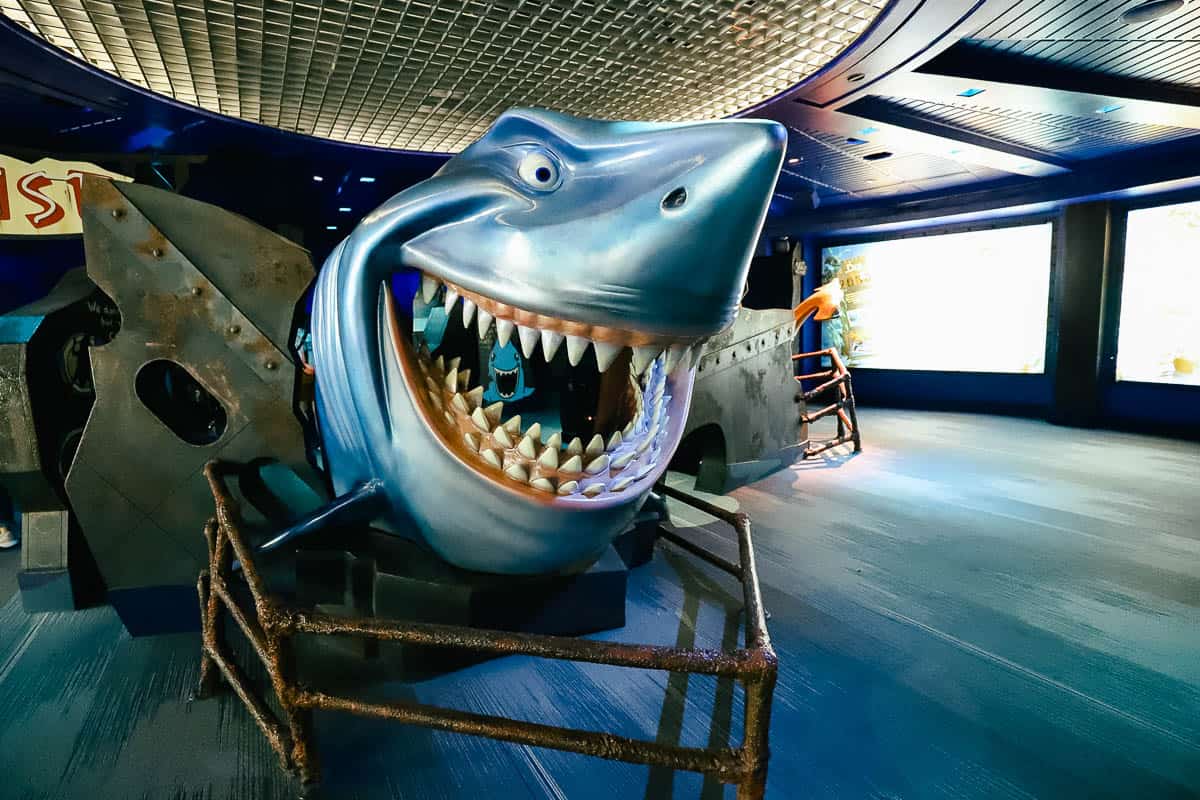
[
  {"x1": 541, "y1": 329, "x2": 564, "y2": 361},
  {"x1": 493, "y1": 425, "x2": 514, "y2": 448},
  {"x1": 517, "y1": 434, "x2": 538, "y2": 459},
  {"x1": 584, "y1": 454, "x2": 609, "y2": 474},
  {"x1": 593, "y1": 341, "x2": 622, "y2": 372},
  {"x1": 421, "y1": 275, "x2": 439, "y2": 303},
  {"x1": 518, "y1": 325, "x2": 540, "y2": 358},
  {"x1": 496, "y1": 318, "x2": 515, "y2": 348},
  {"x1": 423, "y1": 272, "x2": 699, "y2": 376},
  {"x1": 410, "y1": 273, "x2": 689, "y2": 501}
]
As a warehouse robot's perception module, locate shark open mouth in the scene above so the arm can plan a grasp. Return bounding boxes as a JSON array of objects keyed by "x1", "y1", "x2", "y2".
[
  {"x1": 493, "y1": 366, "x2": 519, "y2": 399},
  {"x1": 382, "y1": 271, "x2": 704, "y2": 503}
]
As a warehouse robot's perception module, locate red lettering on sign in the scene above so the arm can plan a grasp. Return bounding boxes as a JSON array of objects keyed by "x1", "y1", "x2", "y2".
[
  {"x1": 17, "y1": 171, "x2": 65, "y2": 228},
  {"x1": 0, "y1": 167, "x2": 9, "y2": 221}
]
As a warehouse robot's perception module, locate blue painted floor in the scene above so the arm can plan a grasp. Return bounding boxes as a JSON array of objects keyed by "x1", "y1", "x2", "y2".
[{"x1": 0, "y1": 409, "x2": 1197, "y2": 799}]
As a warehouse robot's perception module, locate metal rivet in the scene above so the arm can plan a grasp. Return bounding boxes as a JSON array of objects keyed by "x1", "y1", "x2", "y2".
[
  {"x1": 264, "y1": 360, "x2": 278, "y2": 371},
  {"x1": 191, "y1": 287, "x2": 202, "y2": 297},
  {"x1": 227, "y1": 325, "x2": 241, "y2": 336}
]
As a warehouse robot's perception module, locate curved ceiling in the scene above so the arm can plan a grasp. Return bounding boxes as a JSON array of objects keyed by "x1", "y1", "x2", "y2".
[{"x1": 0, "y1": 0, "x2": 886, "y2": 153}]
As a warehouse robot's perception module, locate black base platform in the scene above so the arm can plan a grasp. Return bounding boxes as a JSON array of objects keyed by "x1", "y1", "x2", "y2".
[{"x1": 285, "y1": 507, "x2": 661, "y2": 680}]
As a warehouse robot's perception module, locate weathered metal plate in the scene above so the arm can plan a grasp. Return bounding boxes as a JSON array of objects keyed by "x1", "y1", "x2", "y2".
[
  {"x1": 67, "y1": 178, "x2": 323, "y2": 632},
  {"x1": 682, "y1": 307, "x2": 805, "y2": 492}
]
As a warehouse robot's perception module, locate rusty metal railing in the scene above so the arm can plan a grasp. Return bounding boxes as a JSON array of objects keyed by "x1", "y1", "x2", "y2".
[
  {"x1": 195, "y1": 461, "x2": 778, "y2": 797},
  {"x1": 793, "y1": 347, "x2": 862, "y2": 458}
]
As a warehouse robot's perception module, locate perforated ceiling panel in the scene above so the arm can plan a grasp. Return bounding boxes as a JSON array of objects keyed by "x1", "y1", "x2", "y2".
[
  {"x1": 1, "y1": 0, "x2": 886, "y2": 152},
  {"x1": 964, "y1": 0, "x2": 1200, "y2": 88}
]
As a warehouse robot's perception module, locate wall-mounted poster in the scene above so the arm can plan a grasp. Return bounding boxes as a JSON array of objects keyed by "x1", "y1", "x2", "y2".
[
  {"x1": 820, "y1": 223, "x2": 1053, "y2": 373},
  {"x1": 1116, "y1": 199, "x2": 1200, "y2": 386}
]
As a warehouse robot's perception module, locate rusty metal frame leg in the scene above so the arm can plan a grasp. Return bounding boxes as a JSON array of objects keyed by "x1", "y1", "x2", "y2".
[
  {"x1": 793, "y1": 347, "x2": 862, "y2": 458},
  {"x1": 270, "y1": 631, "x2": 320, "y2": 784},
  {"x1": 196, "y1": 460, "x2": 780, "y2": 796},
  {"x1": 196, "y1": 494, "x2": 297, "y2": 776},
  {"x1": 195, "y1": 519, "x2": 224, "y2": 700}
]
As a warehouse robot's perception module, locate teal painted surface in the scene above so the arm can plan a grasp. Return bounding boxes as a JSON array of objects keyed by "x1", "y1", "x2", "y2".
[{"x1": 0, "y1": 409, "x2": 1197, "y2": 798}]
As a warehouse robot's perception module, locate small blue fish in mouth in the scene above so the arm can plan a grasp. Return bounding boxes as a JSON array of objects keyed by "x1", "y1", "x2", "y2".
[{"x1": 291, "y1": 108, "x2": 784, "y2": 574}]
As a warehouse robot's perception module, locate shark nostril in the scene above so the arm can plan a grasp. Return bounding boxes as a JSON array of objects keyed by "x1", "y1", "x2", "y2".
[{"x1": 662, "y1": 186, "x2": 687, "y2": 210}]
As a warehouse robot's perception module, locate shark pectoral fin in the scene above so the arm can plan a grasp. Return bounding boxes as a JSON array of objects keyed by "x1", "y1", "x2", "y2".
[{"x1": 249, "y1": 479, "x2": 387, "y2": 560}]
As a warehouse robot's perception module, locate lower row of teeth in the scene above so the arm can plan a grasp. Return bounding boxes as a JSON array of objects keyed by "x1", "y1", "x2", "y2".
[{"x1": 416, "y1": 345, "x2": 670, "y2": 498}]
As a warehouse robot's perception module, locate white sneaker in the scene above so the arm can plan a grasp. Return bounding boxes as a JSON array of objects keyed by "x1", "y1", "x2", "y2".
[{"x1": 0, "y1": 524, "x2": 17, "y2": 550}]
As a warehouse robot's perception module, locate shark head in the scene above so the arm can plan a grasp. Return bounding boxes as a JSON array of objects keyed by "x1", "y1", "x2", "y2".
[
  {"x1": 484, "y1": 339, "x2": 533, "y2": 404},
  {"x1": 311, "y1": 108, "x2": 784, "y2": 574}
]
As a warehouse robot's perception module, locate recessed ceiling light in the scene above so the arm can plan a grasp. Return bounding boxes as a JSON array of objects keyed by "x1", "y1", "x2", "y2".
[
  {"x1": 863, "y1": 151, "x2": 893, "y2": 161},
  {"x1": 312, "y1": 175, "x2": 324, "y2": 182},
  {"x1": 1096, "y1": 103, "x2": 1124, "y2": 114},
  {"x1": 1051, "y1": 135, "x2": 1081, "y2": 146},
  {"x1": 786, "y1": 157, "x2": 801, "y2": 164},
  {"x1": 847, "y1": 73, "x2": 866, "y2": 83},
  {"x1": 338, "y1": 207, "x2": 352, "y2": 212},
  {"x1": 326, "y1": 225, "x2": 338, "y2": 230},
  {"x1": 958, "y1": 87, "x2": 986, "y2": 98},
  {"x1": 859, "y1": 126, "x2": 878, "y2": 135},
  {"x1": 359, "y1": 176, "x2": 376, "y2": 183},
  {"x1": 845, "y1": 137, "x2": 868, "y2": 145},
  {"x1": 1120, "y1": 0, "x2": 1184, "y2": 25}
]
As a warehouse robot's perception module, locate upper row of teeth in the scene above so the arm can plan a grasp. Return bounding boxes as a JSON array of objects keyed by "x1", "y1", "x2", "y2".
[{"x1": 420, "y1": 274, "x2": 702, "y2": 376}]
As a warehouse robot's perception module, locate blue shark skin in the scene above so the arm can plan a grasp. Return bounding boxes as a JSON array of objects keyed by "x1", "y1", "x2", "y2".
[
  {"x1": 305, "y1": 108, "x2": 784, "y2": 574},
  {"x1": 483, "y1": 339, "x2": 534, "y2": 404}
]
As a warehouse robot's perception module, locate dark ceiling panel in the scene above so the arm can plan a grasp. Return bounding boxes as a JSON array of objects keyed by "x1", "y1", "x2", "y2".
[
  {"x1": 851, "y1": 94, "x2": 1200, "y2": 160},
  {"x1": 963, "y1": 0, "x2": 1200, "y2": 88},
  {"x1": 774, "y1": 126, "x2": 1008, "y2": 206}
]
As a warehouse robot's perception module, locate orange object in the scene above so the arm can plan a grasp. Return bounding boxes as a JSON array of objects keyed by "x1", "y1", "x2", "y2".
[{"x1": 792, "y1": 278, "x2": 843, "y2": 325}]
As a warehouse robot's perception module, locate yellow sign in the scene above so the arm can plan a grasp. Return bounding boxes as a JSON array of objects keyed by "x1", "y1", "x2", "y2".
[{"x1": 0, "y1": 155, "x2": 131, "y2": 237}]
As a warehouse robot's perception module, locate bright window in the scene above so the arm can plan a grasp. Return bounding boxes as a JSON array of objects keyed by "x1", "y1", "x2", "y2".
[
  {"x1": 1116, "y1": 200, "x2": 1200, "y2": 385},
  {"x1": 820, "y1": 223, "x2": 1054, "y2": 373}
]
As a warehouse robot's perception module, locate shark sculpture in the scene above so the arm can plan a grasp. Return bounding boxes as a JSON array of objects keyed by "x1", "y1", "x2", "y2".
[{"x1": 266, "y1": 108, "x2": 785, "y2": 574}]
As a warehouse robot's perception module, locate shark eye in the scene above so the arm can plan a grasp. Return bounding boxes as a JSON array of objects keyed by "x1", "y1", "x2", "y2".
[{"x1": 517, "y1": 151, "x2": 560, "y2": 190}]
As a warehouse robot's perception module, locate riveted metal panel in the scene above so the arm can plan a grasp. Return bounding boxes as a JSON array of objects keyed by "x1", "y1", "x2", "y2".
[{"x1": 66, "y1": 177, "x2": 323, "y2": 604}]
